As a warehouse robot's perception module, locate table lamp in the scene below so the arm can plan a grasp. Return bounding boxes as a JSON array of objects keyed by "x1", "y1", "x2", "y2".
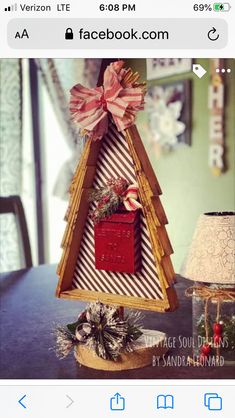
[{"x1": 181, "y1": 211, "x2": 235, "y2": 365}]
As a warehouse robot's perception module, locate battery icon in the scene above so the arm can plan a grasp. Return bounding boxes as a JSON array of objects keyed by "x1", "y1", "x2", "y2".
[{"x1": 213, "y1": 3, "x2": 231, "y2": 11}]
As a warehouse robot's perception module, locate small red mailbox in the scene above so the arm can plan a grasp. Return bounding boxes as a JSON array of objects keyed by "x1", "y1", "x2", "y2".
[{"x1": 94, "y1": 211, "x2": 141, "y2": 273}]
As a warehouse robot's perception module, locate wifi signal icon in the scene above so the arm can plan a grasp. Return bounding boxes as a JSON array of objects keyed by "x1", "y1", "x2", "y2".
[{"x1": 4, "y1": 3, "x2": 17, "y2": 11}]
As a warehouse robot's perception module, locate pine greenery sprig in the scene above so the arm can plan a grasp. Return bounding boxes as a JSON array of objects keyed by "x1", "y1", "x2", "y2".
[
  {"x1": 89, "y1": 178, "x2": 129, "y2": 224},
  {"x1": 53, "y1": 301, "x2": 143, "y2": 361}
]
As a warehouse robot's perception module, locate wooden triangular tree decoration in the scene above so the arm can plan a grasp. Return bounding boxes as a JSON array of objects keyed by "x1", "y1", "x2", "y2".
[{"x1": 56, "y1": 59, "x2": 178, "y2": 313}]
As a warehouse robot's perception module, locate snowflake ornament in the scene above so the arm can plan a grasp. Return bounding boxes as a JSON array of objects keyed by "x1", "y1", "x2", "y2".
[{"x1": 147, "y1": 85, "x2": 186, "y2": 150}]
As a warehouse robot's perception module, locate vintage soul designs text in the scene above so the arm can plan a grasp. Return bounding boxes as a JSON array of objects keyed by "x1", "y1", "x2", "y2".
[{"x1": 144, "y1": 335, "x2": 229, "y2": 349}]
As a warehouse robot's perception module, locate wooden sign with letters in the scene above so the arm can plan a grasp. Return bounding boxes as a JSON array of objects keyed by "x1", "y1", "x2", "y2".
[
  {"x1": 208, "y1": 59, "x2": 225, "y2": 176},
  {"x1": 94, "y1": 211, "x2": 141, "y2": 274}
]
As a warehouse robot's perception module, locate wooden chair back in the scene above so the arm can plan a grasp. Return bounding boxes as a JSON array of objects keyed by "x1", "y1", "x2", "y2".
[{"x1": 0, "y1": 195, "x2": 33, "y2": 268}]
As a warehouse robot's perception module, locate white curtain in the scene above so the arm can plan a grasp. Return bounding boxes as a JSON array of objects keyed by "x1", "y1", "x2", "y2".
[
  {"x1": 0, "y1": 59, "x2": 23, "y2": 271},
  {"x1": 35, "y1": 58, "x2": 102, "y2": 200}
]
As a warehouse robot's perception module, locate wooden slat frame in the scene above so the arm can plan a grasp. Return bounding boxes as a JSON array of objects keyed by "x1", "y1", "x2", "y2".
[
  {"x1": 56, "y1": 124, "x2": 178, "y2": 312},
  {"x1": 56, "y1": 59, "x2": 178, "y2": 312}
]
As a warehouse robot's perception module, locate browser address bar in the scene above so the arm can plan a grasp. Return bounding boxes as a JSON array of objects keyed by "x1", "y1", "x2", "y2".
[{"x1": 7, "y1": 18, "x2": 228, "y2": 49}]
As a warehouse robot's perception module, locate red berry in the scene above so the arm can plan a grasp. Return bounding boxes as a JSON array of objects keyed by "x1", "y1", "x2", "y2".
[
  {"x1": 213, "y1": 323, "x2": 223, "y2": 335},
  {"x1": 201, "y1": 344, "x2": 211, "y2": 356},
  {"x1": 103, "y1": 195, "x2": 110, "y2": 204},
  {"x1": 213, "y1": 334, "x2": 222, "y2": 346},
  {"x1": 78, "y1": 311, "x2": 86, "y2": 321}
]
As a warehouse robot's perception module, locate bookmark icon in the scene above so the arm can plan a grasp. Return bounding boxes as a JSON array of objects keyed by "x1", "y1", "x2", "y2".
[{"x1": 157, "y1": 394, "x2": 174, "y2": 409}]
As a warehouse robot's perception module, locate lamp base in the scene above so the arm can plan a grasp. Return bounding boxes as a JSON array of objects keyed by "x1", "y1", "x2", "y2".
[{"x1": 75, "y1": 329, "x2": 167, "y2": 371}]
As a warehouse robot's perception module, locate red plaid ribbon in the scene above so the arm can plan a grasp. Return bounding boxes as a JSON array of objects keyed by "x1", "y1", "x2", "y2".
[{"x1": 70, "y1": 61, "x2": 144, "y2": 141}]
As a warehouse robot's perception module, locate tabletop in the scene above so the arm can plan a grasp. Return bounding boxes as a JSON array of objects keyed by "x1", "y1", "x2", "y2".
[{"x1": 0, "y1": 264, "x2": 234, "y2": 379}]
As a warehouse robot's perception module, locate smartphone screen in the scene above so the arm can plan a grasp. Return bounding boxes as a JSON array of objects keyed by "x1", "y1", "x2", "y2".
[{"x1": 0, "y1": 1, "x2": 234, "y2": 417}]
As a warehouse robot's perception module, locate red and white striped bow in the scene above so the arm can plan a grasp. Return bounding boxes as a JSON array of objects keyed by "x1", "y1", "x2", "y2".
[
  {"x1": 123, "y1": 183, "x2": 142, "y2": 211},
  {"x1": 70, "y1": 61, "x2": 145, "y2": 141}
]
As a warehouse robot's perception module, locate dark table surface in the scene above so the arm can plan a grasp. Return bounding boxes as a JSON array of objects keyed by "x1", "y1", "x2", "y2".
[{"x1": 0, "y1": 264, "x2": 234, "y2": 379}]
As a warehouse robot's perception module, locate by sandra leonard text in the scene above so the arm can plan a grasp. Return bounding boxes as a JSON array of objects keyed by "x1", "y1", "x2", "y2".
[{"x1": 152, "y1": 354, "x2": 225, "y2": 367}]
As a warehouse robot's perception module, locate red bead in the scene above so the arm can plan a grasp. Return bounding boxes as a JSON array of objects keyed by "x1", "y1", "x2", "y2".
[
  {"x1": 213, "y1": 323, "x2": 223, "y2": 335},
  {"x1": 201, "y1": 344, "x2": 211, "y2": 356},
  {"x1": 213, "y1": 334, "x2": 222, "y2": 345}
]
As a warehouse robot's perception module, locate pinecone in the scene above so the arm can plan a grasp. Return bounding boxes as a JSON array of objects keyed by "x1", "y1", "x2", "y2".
[{"x1": 107, "y1": 177, "x2": 128, "y2": 196}]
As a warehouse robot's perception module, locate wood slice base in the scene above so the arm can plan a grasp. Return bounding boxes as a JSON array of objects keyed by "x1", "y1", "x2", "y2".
[{"x1": 75, "y1": 329, "x2": 167, "y2": 371}]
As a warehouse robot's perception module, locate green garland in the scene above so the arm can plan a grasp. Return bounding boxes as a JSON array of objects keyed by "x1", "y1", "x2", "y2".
[{"x1": 89, "y1": 177, "x2": 129, "y2": 224}]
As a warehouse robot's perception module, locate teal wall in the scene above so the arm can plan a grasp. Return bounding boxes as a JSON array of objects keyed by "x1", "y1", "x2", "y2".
[{"x1": 127, "y1": 59, "x2": 235, "y2": 272}]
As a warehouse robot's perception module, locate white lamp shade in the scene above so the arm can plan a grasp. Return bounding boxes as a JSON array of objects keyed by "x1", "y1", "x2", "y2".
[{"x1": 181, "y1": 212, "x2": 235, "y2": 284}]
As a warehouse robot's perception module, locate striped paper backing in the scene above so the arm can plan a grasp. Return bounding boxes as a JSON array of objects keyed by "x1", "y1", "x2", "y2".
[{"x1": 72, "y1": 124, "x2": 163, "y2": 300}]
